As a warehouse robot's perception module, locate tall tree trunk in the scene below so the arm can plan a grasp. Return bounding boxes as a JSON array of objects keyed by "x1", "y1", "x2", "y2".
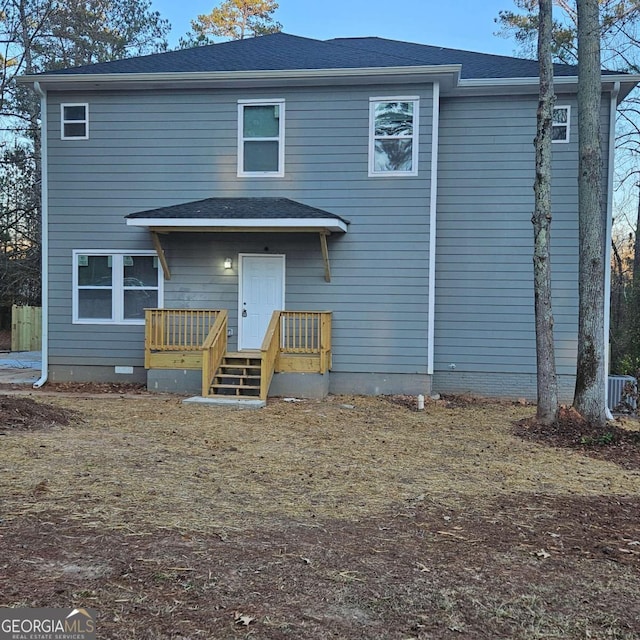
[
  {"x1": 573, "y1": 0, "x2": 607, "y2": 425},
  {"x1": 633, "y1": 183, "x2": 640, "y2": 283},
  {"x1": 533, "y1": 0, "x2": 559, "y2": 424}
]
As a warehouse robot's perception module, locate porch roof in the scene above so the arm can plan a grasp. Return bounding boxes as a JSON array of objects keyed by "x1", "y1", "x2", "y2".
[
  {"x1": 125, "y1": 197, "x2": 349, "y2": 233},
  {"x1": 126, "y1": 197, "x2": 348, "y2": 283}
]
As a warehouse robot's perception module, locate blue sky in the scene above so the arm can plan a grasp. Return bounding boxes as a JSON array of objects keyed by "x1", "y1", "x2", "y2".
[{"x1": 150, "y1": 0, "x2": 523, "y2": 57}]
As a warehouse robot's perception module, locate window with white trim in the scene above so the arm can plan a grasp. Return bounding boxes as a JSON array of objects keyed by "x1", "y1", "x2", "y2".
[
  {"x1": 73, "y1": 251, "x2": 162, "y2": 324},
  {"x1": 238, "y1": 99, "x2": 285, "y2": 176},
  {"x1": 552, "y1": 105, "x2": 570, "y2": 143},
  {"x1": 61, "y1": 103, "x2": 89, "y2": 140},
  {"x1": 369, "y1": 97, "x2": 419, "y2": 176}
]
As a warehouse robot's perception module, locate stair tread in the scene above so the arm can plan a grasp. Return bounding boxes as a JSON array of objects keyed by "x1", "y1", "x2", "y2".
[
  {"x1": 209, "y1": 388, "x2": 261, "y2": 394},
  {"x1": 225, "y1": 351, "x2": 261, "y2": 357},
  {"x1": 208, "y1": 351, "x2": 265, "y2": 399},
  {"x1": 219, "y1": 365, "x2": 261, "y2": 370},
  {"x1": 211, "y1": 383, "x2": 261, "y2": 389}
]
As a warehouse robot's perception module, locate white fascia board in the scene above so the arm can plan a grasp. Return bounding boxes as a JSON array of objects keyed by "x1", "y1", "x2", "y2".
[
  {"x1": 460, "y1": 73, "x2": 640, "y2": 86},
  {"x1": 457, "y1": 73, "x2": 640, "y2": 101},
  {"x1": 126, "y1": 217, "x2": 348, "y2": 233},
  {"x1": 18, "y1": 64, "x2": 463, "y2": 89}
]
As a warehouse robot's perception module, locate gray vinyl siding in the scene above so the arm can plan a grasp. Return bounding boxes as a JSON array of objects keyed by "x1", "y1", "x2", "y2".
[
  {"x1": 434, "y1": 93, "x2": 611, "y2": 379},
  {"x1": 46, "y1": 84, "x2": 433, "y2": 373}
]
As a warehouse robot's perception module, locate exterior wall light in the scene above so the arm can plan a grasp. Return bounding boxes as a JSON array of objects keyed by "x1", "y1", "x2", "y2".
[{"x1": 224, "y1": 257, "x2": 233, "y2": 270}]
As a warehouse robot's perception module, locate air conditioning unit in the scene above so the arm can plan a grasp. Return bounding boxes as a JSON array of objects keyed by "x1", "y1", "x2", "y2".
[{"x1": 607, "y1": 375, "x2": 638, "y2": 412}]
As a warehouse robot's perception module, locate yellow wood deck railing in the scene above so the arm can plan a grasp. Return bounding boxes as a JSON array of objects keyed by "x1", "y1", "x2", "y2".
[
  {"x1": 201, "y1": 310, "x2": 228, "y2": 397},
  {"x1": 144, "y1": 308, "x2": 221, "y2": 368},
  {"x1": 146, "y1": 308, "x2": 332, "y2": 399},
  {"x1": 260, "y1": 312, "x2": 282, "y2": 400},
  {"x1": 260, "y1": 311, "x2": 332, "y2": 399},
  {"x1": 280, "y1": 311, "x2": 332, "y2": 372}
]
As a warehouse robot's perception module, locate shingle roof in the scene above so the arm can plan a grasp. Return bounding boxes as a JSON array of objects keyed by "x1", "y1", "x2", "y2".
[
  {"x1": 37, "y1": 31, "x2": 585, "y2": 80},
  {"x1": 328, "y1": 37, "x2": 584, "y2": 79},
  {"x1": 125, "y1": 197, "x2": 349, "y2": 224}
]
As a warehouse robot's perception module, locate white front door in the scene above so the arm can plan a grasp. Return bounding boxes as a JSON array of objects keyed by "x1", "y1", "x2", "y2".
[{"x1": 238, "y1": 254, "x2": 285, "y2": 350}]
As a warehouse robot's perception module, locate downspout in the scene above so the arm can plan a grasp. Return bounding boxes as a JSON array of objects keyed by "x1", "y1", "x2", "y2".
[
  {"x1": 604, "y1": 81, "x2": 620, "y2": 416},
  {"x1": 427, "y1": 81, "x2": 440, "y2": 376},
  {"x1": 33, "y1": 81, "x2": 48, "y2": 388}
]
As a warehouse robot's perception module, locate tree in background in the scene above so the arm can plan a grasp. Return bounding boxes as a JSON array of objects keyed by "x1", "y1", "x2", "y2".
[
  {"x1": 30, "y1": 0, "x2": 169, "y2": 70},
  {"x1": 496, "y1": 0, "x2": 640, "y2": 67},
  {"x1": 180, "y1": 0, "x2": 281, "y2": 47},
  {"x1": 532, "y1": 0, "x2": 559, "y2": 424},
  {"x1": 610, "y1": 186, "x2": 640, "y2": 375},
  {"x1": 498, "y1": 1, "x2": 640, "y2": 413},
  {"x1": 574, "y1": 0, "x2": 607, "y2": 425},
  {"x1": 0, "y1": 0, "x2": 170, "y2": 311},
  {"x1": 0, "y1": 145, "x2": 40, "y2": 307},
  {"x1": 496, "y1": 1, "x2": 640, "y2": 158}
]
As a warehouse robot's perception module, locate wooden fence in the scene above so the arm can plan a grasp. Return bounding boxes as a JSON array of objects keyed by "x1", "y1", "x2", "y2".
[{"x1": 11, "y1": 305, "x2": 42, "y2": 351}]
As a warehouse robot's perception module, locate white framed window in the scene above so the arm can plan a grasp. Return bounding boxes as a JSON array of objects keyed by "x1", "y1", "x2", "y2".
[
  {"x1": 552, "y1": 105, "x2": 570, "y2": 143},
  {"x1": 61, "y1": 103, "x2": 89, "y2": 140},
  {"x1": 238, "y1": 99, "x2": 285, "y2": 177},
  {"x1": 72, "y1": 250, "x2": 163, "y2": 324},
  {"x1": 369, "y1": 97, "x2": 419, "y2": 176}
]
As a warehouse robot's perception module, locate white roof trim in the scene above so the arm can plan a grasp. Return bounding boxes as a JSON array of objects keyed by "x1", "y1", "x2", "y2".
[
  {"x1": 19, "y1": 64, "x2": 462, "y2": 86},
  {"x1": 459, "y1": 73, "x2": 640, "y2": 87},
  {"x1": 456, "y1": 73, "x2": 639, "y2": 101},
  {"x1": 126, "y1": 217, "x2": 348, "y2": 233}
]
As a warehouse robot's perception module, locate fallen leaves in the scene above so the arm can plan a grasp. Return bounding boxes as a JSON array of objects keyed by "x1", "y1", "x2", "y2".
[{"x1": 234, "y1": 612, "x2": 255, "y2": 626}]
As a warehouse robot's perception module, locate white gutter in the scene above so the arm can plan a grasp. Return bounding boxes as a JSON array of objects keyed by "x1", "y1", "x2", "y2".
[
  {"x1": 604, "y1": 81, "x2": 620, "y2": 416},
  {"x1": 427, "y1": 81, "x2": 440, "y2": 375},
  {"x1": 33, "y1": 81, "x2": 48, "y2": 388},
  {"x1": 459, "y1": 73, "x2": 639, "y2": 88}
]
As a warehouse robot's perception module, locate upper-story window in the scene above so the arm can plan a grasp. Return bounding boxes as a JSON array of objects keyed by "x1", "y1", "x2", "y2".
[
  {"x1": 552, "y1": 106, "x2": 570, "y2": 143},
  {"x1": 369, "y1": 97, "x2": 419, "y2": 176},
  {"x1": 238, "y1": 99, "x2": 285, "y2": 177},
  {"x1": 61, "y1": 103, "x2": 89, "y2": 140}
]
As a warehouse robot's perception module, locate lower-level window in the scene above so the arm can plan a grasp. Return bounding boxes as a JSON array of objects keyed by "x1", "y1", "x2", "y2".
[{"x1": 73, "y1": 250, "x2": 162, "y2": 324}]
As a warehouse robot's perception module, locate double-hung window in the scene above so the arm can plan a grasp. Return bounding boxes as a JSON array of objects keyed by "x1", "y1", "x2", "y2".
[
  {"x1": 552, "y1": 106, "x2": 570, "y2": 143},
  {"x1": 238, "y1": 99, "x2": 285, "y2": 177},
  {"x1": 73, "y1": 251, "x2": 162, "y2": 324},
  {"x1": 369, "y1": 97, "x2": 419, "y2": 176},
  {"x1": 61, "y1": 103, "x2": 89, "y2": 140}
]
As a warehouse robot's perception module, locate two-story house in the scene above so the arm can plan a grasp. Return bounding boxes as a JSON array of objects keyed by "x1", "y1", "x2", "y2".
[{"x1": 19, "y1": 33, "x2": 639, "y2": 402}]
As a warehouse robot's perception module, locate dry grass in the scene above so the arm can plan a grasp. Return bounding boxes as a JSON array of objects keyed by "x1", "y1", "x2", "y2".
[
  {"x1": 1, "y1": 394, "x2": 639, "y2": 639},
  {"x1": 2, "y1": 395, "x2": 639, "y2": 533}
]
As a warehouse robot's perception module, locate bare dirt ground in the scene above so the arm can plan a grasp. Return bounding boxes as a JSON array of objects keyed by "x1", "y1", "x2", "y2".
[{"x1": 1, "y1": 391, "x2": 639, "y2": 639}]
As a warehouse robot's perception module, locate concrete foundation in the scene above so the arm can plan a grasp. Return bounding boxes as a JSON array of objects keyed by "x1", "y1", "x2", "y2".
[
  {"x1": 432, "y1": 371, "x2": 576, "y2": 403},
  {"x1": 268, "y1": 372, "x2": 330, "y2": 399},
  {"x1": 329, "y1": 372, "x2": 432, "y2": 396},
  {"x1": 49, "y1": 364, "x2": 147, "y2": 384},
  {"x1": 48, "y1": 364, "x2": 579, "y2": 404},
  {"x1": 147, "y1": 369, "x2": 201, "y2": 394}
]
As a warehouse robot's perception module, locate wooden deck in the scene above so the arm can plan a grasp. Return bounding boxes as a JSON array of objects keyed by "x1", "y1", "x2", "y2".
[{"x1": 145, "y1": 309, "x2": 332, "y2": 400}]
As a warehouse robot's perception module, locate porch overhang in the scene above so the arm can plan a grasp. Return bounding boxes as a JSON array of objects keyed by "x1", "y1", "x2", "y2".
[
  {"x1": 125, "y1": 197, "x2": 349, "y2": 282},
  {"x1": 127, "y1": 217, "x2": 348, "y2": 233}
]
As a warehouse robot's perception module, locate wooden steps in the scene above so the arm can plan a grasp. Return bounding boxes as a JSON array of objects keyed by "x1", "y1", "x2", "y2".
[{"x1": 209, "y1": 352, "x2": 262, "y2": 398}]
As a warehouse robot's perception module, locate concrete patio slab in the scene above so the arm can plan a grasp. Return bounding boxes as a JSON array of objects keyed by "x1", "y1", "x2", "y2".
[{"x1": 182, "y1": 396, "x2": 266, "y2": 409}]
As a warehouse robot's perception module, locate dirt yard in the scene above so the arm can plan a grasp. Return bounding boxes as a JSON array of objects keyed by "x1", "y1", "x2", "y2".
[{"x1": 0, "y1": 391, "x2": 639, "y2": 639}]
